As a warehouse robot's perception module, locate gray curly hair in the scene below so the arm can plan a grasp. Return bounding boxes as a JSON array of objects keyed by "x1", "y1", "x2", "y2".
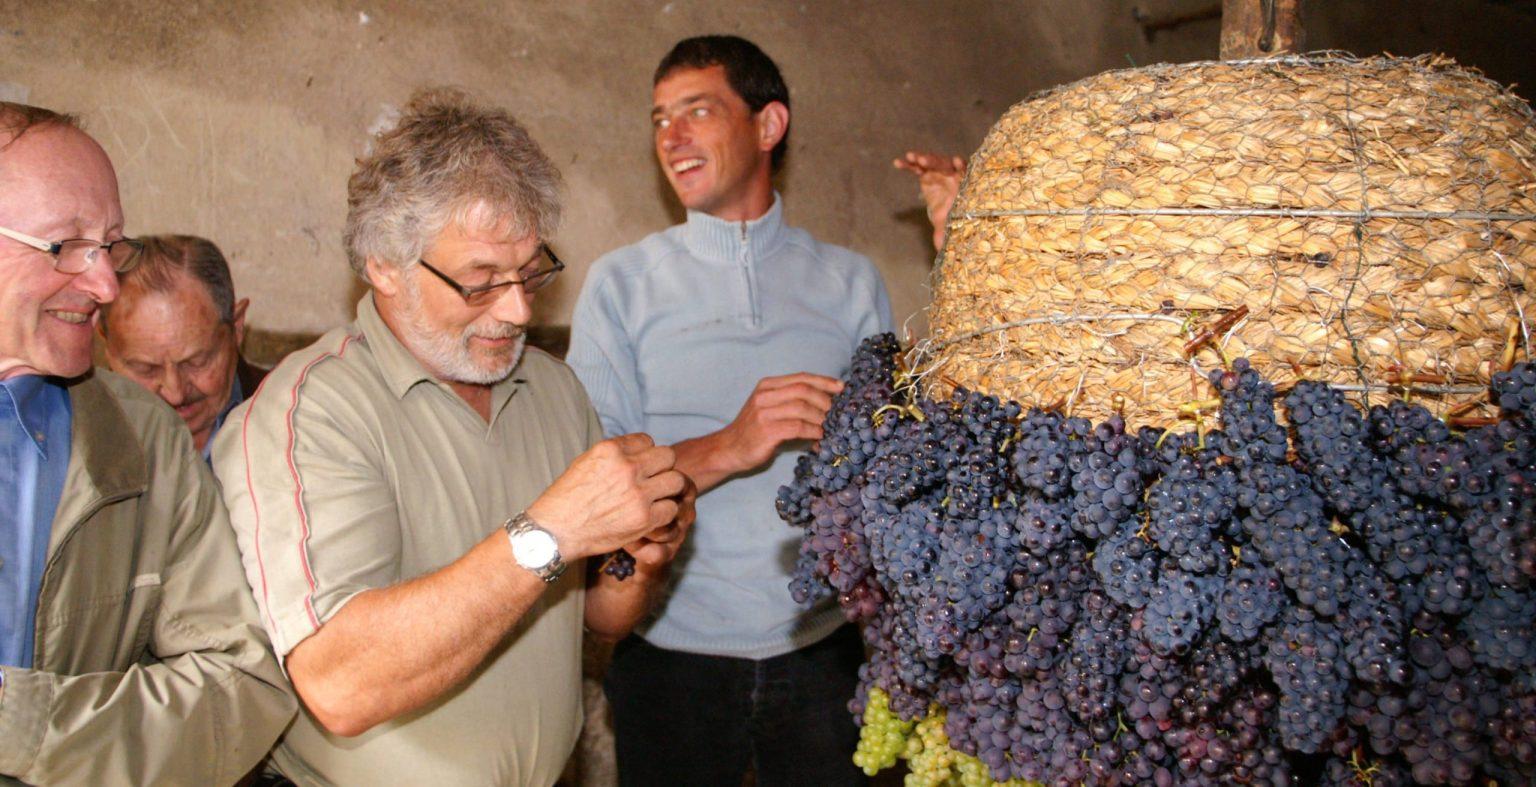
[{"x1": 344, "y1": 87, "x2": 563, "y2": 277}]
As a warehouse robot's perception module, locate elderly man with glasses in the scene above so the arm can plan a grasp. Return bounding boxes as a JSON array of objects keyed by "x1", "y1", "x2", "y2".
[
  {"x1": 212, "y1": 87, "x2": 695, "y2": 785},
  {"x1": 0, "y1": 102, "x2": 294, "y2": 785}
]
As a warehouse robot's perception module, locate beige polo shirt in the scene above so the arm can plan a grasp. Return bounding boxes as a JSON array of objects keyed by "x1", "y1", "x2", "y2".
[{"x1": 212, "y1": 294, "x2": 600, "y2": 786}]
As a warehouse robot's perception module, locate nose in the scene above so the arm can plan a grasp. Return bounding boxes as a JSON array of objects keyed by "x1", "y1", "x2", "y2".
[
  {"x1": 159, "y1": 365, "x2": 188, "y2": 406},
  {"x1": 489, "y1": 284, "x2": 533, "y2": 327},
  {"x1": 75, "y1": 252, "x2": 120, "y2": 305},
  {"x1": 659, "y1": 116, "x2": 689, "y2": 152}
]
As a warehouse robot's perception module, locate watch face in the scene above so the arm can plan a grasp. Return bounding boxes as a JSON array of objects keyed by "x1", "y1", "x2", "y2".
[{"x1": 513, "y1": 529, "x2": 557, "y2": 567}]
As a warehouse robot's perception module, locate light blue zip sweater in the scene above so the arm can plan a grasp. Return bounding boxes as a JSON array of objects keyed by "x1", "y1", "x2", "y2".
[{"x1": 567, "y1": 194, "x2": 894, "y2": 659}]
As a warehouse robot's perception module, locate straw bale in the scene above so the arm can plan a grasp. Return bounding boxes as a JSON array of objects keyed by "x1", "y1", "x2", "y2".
[{"x1": 919, "y1": 54, "x2": 1536, "y2": 427}]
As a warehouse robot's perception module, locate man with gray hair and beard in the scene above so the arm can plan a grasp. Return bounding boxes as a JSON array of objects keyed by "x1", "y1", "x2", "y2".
[{"x1": 213, "y1": 88, "x2": 695, "y2": 785}]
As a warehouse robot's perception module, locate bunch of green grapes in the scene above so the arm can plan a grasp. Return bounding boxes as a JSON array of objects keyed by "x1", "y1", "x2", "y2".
[
  {"x1": 854, "y1": 687, "x2": 916, "y2": 776},
  {"x1": 902, "y1": 710, "x2": 959, "y2": 787}
]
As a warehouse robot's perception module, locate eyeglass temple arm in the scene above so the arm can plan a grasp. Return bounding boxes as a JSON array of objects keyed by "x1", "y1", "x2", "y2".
[{"x1": 0, "y1": 224, "x2": 54, "y2": 252}]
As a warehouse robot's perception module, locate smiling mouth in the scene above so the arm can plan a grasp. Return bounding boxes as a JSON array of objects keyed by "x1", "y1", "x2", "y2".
[
  {"x1": 46, "y1": 309, "x2": 93, "y2": 325},
  {"x1": 672, "y1": 158, "x2": 705, "y2": 174}
]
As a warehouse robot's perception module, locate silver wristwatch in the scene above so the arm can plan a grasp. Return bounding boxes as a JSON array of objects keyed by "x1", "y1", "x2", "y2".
[{"x1": 504, "y1": 511, "x2": 567, "y2": 583}]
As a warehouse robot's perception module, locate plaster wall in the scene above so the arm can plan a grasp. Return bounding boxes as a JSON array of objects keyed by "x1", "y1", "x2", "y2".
[
  {"x1": 3, "y1": 2, "x2": 1532, "y2": 347},
  {"x1": 0, "y1": 0, "x2": 1214, "y2": 345}
]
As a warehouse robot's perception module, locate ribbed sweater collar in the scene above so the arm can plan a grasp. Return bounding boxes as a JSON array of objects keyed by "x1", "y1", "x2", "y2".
[{"x1": 680, "y1": 192, "x2": 787, "y2": 263}]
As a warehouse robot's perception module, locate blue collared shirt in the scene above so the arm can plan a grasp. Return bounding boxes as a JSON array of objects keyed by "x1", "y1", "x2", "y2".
[
  {"x1": 0, "y1": 375, "x2": 72, "y2": 668},
  {"x1": 201, "y1": 373, "x2": 246, "y2": 462}
]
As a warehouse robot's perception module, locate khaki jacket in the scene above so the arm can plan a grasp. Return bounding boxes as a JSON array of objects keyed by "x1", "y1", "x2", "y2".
[{"x1": 0, "y1": 372, "x2": 295, "y2": 786}]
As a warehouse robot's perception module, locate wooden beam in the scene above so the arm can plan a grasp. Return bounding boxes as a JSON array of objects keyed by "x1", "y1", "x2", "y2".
[{"x1": 1220, "y1": 0, "x2": 1304, "y2": 59}]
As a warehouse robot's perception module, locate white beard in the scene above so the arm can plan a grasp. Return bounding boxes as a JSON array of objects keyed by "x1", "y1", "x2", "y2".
[{"x1": 396, "y1": 275, "x2": 526, "y2": 385}]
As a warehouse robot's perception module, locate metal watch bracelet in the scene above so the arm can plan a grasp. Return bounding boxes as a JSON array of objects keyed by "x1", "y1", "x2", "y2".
[{"x1": 503, "y1": 511, "x2": 567, "y2": 583}]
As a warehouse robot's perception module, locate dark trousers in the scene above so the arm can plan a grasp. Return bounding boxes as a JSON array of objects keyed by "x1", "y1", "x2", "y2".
[{"x1": 604, "y1": 624, "x2": 868, "y2": 787}]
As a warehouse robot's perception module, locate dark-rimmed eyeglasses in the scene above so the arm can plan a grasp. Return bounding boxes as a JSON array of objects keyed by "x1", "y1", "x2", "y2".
[
  {"x1": 0, "y1": 223, "x2": 143, "y2": 274},
  {"x1": 416, "y1": 245, "x2": 564, "y2": 307}
]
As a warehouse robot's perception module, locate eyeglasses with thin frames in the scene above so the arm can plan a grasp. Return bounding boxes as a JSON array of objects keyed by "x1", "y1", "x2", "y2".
[
  {"x1": 416, "y1": 245, "x2": 564, "y2": 307},
  {"x1": 0, "y1": 224, "x2": 143, "y2": 274}
]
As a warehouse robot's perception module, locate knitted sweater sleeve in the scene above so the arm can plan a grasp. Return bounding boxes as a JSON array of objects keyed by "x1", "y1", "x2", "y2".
[{"x1": 567, "y1": 261, "x2": 645, "y2": 438}]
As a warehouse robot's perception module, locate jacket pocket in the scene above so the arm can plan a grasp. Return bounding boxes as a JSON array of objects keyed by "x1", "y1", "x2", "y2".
[
  {"x1": 123, "y1": 573, "x2": 163, "y2": 664},
  {"x1": 38, "y1": 575, "x2": 164, "y2": 672}
]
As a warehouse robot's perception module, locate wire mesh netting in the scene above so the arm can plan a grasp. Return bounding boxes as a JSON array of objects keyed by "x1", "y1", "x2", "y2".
[{"x1": 915, "y1": 53, "x2": 1536, "y2": 427}]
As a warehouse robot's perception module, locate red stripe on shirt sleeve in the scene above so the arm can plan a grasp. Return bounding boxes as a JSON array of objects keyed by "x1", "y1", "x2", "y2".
[{"x1": 245, "y1": 332, "x2": 359, "y2": 641}]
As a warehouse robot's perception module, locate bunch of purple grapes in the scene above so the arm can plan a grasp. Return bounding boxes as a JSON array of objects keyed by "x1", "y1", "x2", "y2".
[
  {"x1": 780, "y1": 336, "x2": 1536, "y2": 785},
  {"x1": 601, "y1": 549, "x2": 636, "y2": 580}
]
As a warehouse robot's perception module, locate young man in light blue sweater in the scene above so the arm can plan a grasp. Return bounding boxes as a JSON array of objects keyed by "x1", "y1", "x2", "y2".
[{"x1": 567, "y1": 35, "x2": 893, "y2": 786}]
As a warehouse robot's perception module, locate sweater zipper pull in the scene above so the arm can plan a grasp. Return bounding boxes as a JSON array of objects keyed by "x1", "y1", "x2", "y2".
[{"x1": 739, "y1": 221, "x2": 759, "y2": 328}]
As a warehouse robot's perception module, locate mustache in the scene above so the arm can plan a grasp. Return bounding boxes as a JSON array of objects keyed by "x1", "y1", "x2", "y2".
[{"x1": 465, "y1": 322, "x2": 525, "y2": 341}]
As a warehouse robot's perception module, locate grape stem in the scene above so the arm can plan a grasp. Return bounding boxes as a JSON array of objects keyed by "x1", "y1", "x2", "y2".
[{"x1": 1182, "y1": 305, "x2": 1250, "y2": 358}]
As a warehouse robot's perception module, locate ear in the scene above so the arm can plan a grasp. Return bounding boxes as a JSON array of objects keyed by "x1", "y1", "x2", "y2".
[
  {"x1": 755, "y1": 100, "x2": 789, "y2": 154},
  {"x1": 365, "y1": 257, "x2": 403, "y2": 298},
  {"x1": 231, "y1": 297, "x2": 250, "y2": 347}
]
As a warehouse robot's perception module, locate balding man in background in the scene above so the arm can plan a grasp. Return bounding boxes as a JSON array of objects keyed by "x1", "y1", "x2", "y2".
[
  {"x1": 0, "y1": 102, "x2": 293, "y2": 785},
  {"x1": 100, "y1": 234, "x2": 266, "y2": 458}
]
